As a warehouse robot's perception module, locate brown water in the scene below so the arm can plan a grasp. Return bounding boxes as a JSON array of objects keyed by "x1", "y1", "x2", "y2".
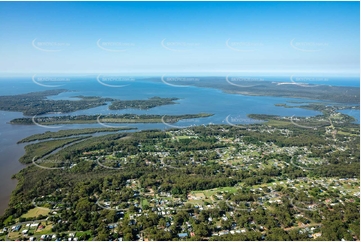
[
  {"x1": 0, "y1": 142, "x2": 27, "y2": 216},
  {"x1": 0, "y1": 111, "x2": 31, "y2": 215}
]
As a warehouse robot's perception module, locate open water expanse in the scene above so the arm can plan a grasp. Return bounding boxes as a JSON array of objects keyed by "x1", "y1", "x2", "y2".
[{"x1": 0, "y1": 76, "x2": 359, "y2": 215}]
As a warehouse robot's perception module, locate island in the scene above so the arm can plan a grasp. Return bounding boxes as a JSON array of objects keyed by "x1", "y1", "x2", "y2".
[
  {"x1": 109, "y1": 96, "x2": 179, "y2": 110},
  {"x1": 17, "y1": 127, "x2": 137, "y2": 143},
  {"x1": 10, "y1": 113, "x2": 213, "y2": 125},
  {"x1": 0, "y1": 90, "x2": 182, "y2": 116}
]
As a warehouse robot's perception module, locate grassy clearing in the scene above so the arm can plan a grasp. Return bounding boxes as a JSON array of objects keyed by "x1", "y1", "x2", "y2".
[
  {"x1": 190, "y1": 186, "x2": 238, "y2": 198},
  {"x1": 7, "y1": 231, "x2": 21, "y2": 239},
  {"x1": 21, "y1": 207, "x2": 50, "y2": 219},
  {"x1": 186, "y1": 200, "x2": 210, "y2": 206},
  {"x1": 76, "y1": 230, "x2": 93, "y2": 240},
  {"x1": 338, "y1": 131, "x2": 359, "y2": 137},
  {"x1": 141, "y1": 199, "x2": 149, "y2": 207},
  {"x1": 176, "y1": 135, "x2": 196, "y2": 141},
  {"x1": 34, "y1": 223, "x2": 53, "y2": 235}
]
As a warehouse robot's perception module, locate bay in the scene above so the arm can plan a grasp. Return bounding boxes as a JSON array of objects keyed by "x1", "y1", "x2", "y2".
[{"x1": 0, "y1": 76, "x2": 357, "y2": 215}]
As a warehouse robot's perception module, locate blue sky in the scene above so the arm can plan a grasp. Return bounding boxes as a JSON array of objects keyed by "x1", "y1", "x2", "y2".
[{"x1": 0, "y1": 1, "x2": 359, "y2": 76}]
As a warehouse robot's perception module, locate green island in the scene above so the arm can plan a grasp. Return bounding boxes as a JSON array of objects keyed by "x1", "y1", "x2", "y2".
[
  {"x1": 17, "y1": 127, "x2": 137, "y2": 143},
  {"x1": 0, "y1": 90, "x2": 113, "y2": 116},
  {"x1": 10, "y1": 113, "x2": 213, "y2": 125},
  {"x1": 0, "y1": 103, "x2": 359, "y2": 241},
  {"x1": 109, "y1": 96, "x2": 179, "y2": 110},
  {"x1": 0, "y1": 90, "x2": 181, "y2": 116}
]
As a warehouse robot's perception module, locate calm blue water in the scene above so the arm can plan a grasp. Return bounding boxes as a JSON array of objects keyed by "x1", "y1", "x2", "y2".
[
  {"x1": 0, "y1": 76, "x2": 329, "y2": 125},
  {"x1": 339, "y1": 109, "x2": 360, "y2": 124},
  {"x1": 0, "y1": 76, "x2": 359, "y2": 215}
]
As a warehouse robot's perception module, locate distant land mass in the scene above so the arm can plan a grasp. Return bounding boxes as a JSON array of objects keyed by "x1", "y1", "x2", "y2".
[
  {"x1": 0, "y1": 89, "x2": 180, "y2": 116},
  {"x1": 155, "y1": 77, "x2": 360, "y2": 104}
]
